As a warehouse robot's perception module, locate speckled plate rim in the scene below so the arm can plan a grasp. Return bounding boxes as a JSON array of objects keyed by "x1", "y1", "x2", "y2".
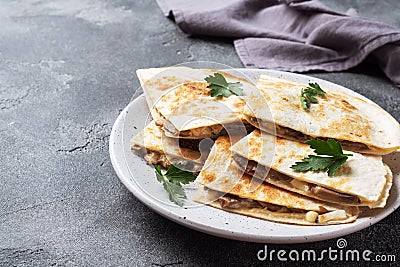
[{"x1": 109, "y1": 69, "x2": 400, "y2": 244}]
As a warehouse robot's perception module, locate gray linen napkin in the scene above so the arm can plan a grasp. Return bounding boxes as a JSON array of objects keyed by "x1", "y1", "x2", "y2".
[{"x1": 157, "y1": 0, "x2": 400, "y2": 86}]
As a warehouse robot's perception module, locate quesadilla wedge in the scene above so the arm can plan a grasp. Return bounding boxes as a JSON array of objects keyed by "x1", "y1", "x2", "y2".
[
  {"x1": 130, "y1": 121, "x2": 208, "y2": 171},
  {"x1": 230, "y1": 130, "x2": 393, "y2": 208},
  {"x1": 137, "y1": 67, "x2": 255, "y2": 139},
  {"x1": 194, "y1": 135, "x2": 359, "y2": 225},
  {"x1": 244, "y1": 75, "x2": 400, "y2": 155}
]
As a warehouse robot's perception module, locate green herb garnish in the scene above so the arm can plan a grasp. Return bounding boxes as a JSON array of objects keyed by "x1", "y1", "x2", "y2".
[
  {"x1": 205, "y1": 73, "x2": 243, "y2": 97},
  {"x1": 291, "y1": 139, "x2": 352, "y2": 176},
  {"x1": 155, "y1": 164, "x2": 196, "y2": 206},
  {"x1": 300, "y1": 82, "x2": 326, "y2": 110}
]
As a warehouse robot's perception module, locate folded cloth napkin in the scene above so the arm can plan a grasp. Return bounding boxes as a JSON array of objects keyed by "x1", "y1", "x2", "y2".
[{"x1": 157, "y1": 0, "x2": 400, "y2": 86}]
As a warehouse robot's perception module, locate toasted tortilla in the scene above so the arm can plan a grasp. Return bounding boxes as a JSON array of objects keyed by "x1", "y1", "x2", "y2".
[
  {"x1": 230, "y1": 130, "x2": 393, "y2": 208},
  {"x1": 244, "y1": 75, "x2": 400, "y2": 155},
  {"x1": 194, "y1": 136, "x2": 359, "y2": 225},
  {"x1": 137, "y1": 67, "x2": 256, "y2": 138},
  {"x1": 130, "y1": 121, "x2": 207, "y2": 171},
  {"x1": 137, "y1": 67, "x2": 214, "y2": 120}
]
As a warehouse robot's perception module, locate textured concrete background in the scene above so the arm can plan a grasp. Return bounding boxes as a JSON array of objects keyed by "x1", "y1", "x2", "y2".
[{"x1": 0, "y1": 0, "x2": 399, "y2": 266}]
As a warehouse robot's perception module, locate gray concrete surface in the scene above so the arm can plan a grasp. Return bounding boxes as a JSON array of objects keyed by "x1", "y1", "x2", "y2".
[{"x1": 0, "y1": 0, "x2": 399, "y2": 266}]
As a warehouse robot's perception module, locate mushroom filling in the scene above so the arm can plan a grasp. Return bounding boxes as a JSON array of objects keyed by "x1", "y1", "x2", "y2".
[
  {"x1": 232, "y1": 154, "x2": 361, "y2": 205},
  {"x1": 162, "y1": 119, "x2": 254, "y2": 138},
  {"x1": 179, "y1": 138, "x2": 202, "y2": 151},
  {"x1": 216, "y1": 193, "x2": 348, "y2": 223},
  {"x1": 246, "y1": 116, "x2": 370, "y2": 152},
  {"x1": 217, "y1": 194, "x2": 304, "y2": 213}
]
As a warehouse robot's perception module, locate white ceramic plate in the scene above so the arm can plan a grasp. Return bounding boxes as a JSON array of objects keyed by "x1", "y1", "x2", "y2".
[{"x1": 109, "y1": 69, "x2": 400, "y2": 244}]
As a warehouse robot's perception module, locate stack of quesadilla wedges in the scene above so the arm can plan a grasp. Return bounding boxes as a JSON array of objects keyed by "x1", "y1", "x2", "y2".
[
  {"x1": 130, "y1": 67, "x2": 399, "y2": 226},
  {"x1": 193, "y1": 75, "x2": 397, "y2": 225},
  {"x1": 227, "y1": 75, "x2": 398, "y2": 208},
  {"x1": 132, "y1": 67, "x2": 256, "y2": 171},
  {"x1": 229, "y1": 130, "x2": 393, "y2": 208},
  {"x1": 194, "y1": 136, "x2": 359, "y2": 225},
  {"x1": 137, "y1": 67, "x2": 255, "y2": 139}
]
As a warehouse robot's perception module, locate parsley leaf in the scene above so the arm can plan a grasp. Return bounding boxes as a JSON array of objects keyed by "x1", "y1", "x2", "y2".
[
  {"x1": 291, "y1": 139, "x2": 352, "y2": 176},
  {"x1": 306, "y1": 139, "x2": 343, "y2": 156},
  {"x1": 291, "y1": 155, "x2": 336, "y2": 172},
  {"x1": 205, "y1": 73, "x2": 243, "y2": 97},
  {"x1": 155, "y1": 164, "x2": 196, "y2": 206},
  {"x1": 164, "y1": 164, "x2": 196, "y2": 185},
  {"x1": 300, "y1": 82, "x2": 326, "y2": 110},
  {"x1": 327, "y1": 157, "x2": 348, "y2": 177}
]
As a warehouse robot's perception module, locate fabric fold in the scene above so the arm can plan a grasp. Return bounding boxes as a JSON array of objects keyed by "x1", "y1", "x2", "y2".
[{"x1": 157, "y1": 0, "x2": 400, "y2": 85}]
